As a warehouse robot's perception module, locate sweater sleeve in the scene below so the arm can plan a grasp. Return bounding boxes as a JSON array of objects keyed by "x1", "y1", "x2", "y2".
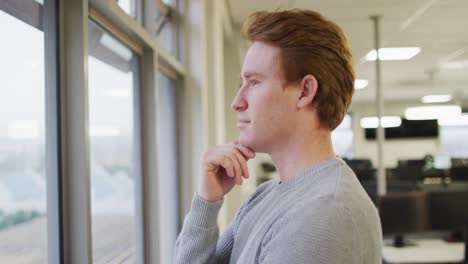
[
  {"x1": 173, "y1": 193, "x2": 234, "y2": 264},
  {"x1": 258, "y1": 198, "x2": 359, "y2": 264}
]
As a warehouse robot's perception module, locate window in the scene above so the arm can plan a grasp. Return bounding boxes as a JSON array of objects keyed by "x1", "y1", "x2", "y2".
[
  {"x1": 332, "y1": 114, "x2": 354, "y2": 159},
  {"x1": 154, "y1": 0, "x2": 180, "y2": 58},
  {"x1": 440, "y1": 114, "x2": 468, "y2": 158},
  {"x1": 88, "y1": 20, "x2": 139, "y2": 263},
  {"x1": 0, "y1": 1, "x2": 48, "y2": 262},
  {"x1": 157, "y1": 71, "x2": 179, "y2": 263},
  {"x1": 156, "y1": 17, "x2": 178, "y2": 57}
]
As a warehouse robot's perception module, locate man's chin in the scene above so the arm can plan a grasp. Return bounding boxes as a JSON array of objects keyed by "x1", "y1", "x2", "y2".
[{"x1": 238, "y1": 136, "x2": 260, "y2": 153}]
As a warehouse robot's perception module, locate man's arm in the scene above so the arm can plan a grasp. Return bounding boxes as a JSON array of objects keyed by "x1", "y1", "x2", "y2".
[
  {"x1": 174, "y1": 143, "x2": 255, "y2": 263},
  {"x1": 174, "y1": 142, "x2": 255, "y2": 263},
  {"x1": 174, "y1": 194, "x2": 234, "y2": 264}
]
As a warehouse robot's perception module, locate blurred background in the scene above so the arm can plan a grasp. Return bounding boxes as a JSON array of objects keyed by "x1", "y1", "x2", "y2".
[{"x1": 0, "y1": 0, "x2": 467, "y2": 263}]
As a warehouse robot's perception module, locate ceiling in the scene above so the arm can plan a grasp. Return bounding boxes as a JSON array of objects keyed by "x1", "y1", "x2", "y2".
[{"x1": 227, "y1": 0, "x2": 468, "y2": 106}]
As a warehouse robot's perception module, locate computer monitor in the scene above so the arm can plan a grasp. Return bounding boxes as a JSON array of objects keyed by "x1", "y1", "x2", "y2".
[
  {"x1": 450, "y1": 159, "x2": 468, "y2": 181},
  {"x1": 450, "y1": 167, "x2": 468, "y2": 181},
  {"x1": 386, "y1": 168, "x2": 420, "y2": 192},
  {"x1": 379, "y1": 191, "x2": 430, "y2": 247},
  {"x1": 395, "y1": 159, "x2": 426, "y2": 181},
  {"x1": 451, "y1": 158, "x2": 468, "y2": 167},
  {"x1": 398, "y1": 159, "x2": 426, "y2": 168}
]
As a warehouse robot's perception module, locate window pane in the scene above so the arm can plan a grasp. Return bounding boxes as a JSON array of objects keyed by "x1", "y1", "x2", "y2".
[
  {"x1": 332, "y1": 114, "x2": 354, "y2": 159},
  {"x1": 116, "y1": 0, "x2": 139, "y2": 20},
  {"x1": 157, "y1": 72, "x2": 179, "y2": 263},
  {"x1": 88, "y1": 20, "x2": 138, "y2": 263},
  {"x1": 440, "y1": 118, "x2": 468, "y2": 158},
  {"x1": 0, "y1": 1, "x2": 48, "y2": 263}
]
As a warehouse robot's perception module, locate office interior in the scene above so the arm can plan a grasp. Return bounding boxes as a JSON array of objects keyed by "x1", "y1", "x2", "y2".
[{"x1": 0, "y1": 0, "x2": 467, "y2": 263}]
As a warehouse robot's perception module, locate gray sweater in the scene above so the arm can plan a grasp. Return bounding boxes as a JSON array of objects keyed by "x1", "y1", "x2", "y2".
[{"x1": 174, "y1": 157, "x2": 383, "y2": 263}]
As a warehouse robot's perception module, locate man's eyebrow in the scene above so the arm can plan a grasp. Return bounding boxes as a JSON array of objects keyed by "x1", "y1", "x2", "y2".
[{"x1": 241, "y1": 71, "x2": 264, "y2": 79}]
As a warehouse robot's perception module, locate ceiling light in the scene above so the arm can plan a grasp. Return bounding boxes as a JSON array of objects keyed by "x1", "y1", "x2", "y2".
[
  {"x1": 354, "y1": 79, "x2": 369, "y2": 90},
  {"x1": 360, "y1": 116, "x2": 402, "y2": 128},
  {"x1": 438, "y1": 114, "x2": 468, "y2": 127},
  {"x1": 440, "y1": 60, "x2": 468, "y2": 70},
  {"x1": 405, "y1": 105, "x2": 461, "y2": 120},
  {"x1": 421, "y1": 94, "x2": 452, "y2": 104},
  {"x1": 365, "y1": 47, "x2": 421, "y2": 61}
]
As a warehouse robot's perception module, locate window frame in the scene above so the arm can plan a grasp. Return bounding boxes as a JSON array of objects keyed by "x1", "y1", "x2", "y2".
[{"x1": 53, "y1": 0, "x2": 186, "y2": 263}]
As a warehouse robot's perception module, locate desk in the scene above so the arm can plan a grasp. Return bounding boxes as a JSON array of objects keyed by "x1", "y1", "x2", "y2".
[{"x1": 383, "y1": 239, "x2": 465, "y2": 263}]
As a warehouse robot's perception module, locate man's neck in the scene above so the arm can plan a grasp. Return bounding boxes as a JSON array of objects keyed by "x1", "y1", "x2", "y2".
[{"x1": 269, "y1": 129, "x2": 336, "y2": 183}]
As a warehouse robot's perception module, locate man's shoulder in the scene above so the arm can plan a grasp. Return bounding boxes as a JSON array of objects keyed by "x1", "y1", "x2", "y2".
[
  {"x1": 303, "y1": 160, "x2": 375, "y2": 211},
  {"x1": 282, "y1": 162, "x2": 379, "y2": 228}
]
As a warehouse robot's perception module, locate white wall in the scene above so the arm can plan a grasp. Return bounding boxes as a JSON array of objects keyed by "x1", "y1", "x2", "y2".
[
  {"x1": 196, "y1": 0, "x2": 253, "y2": 230},
  {"x1": 180, "y1": 0, "x2": 205, "y2": 217}
]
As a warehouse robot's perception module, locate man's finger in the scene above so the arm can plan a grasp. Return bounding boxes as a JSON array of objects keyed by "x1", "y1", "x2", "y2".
[
  {"x1": 233, "y1": 149, "x2": 249, "y2": 179},
  {"x1": 220, "y1": 156, "x2": 234, "y2": 178},
  {"x1": 229, "y1": 152, "x2": 243, "y2": 183}
]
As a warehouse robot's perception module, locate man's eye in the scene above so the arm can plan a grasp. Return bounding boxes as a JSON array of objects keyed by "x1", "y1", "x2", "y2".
[{"x1": 251, "y1": 80, "x2": 259, "y2": 86}]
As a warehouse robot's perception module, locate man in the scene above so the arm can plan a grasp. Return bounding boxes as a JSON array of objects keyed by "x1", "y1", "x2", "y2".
[{"x1": 175, "y1": 9, "x2": 382, "y2": 264}]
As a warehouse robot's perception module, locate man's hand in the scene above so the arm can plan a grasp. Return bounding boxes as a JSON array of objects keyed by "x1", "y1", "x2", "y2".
[{"x1": 198, "y1": 142, "x2": 256, "y2": 202}]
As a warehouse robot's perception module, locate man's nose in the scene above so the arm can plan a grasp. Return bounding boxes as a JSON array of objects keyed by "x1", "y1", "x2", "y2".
[{"x1": 231, "y1": 92, "x2": 247, "y2": 111}]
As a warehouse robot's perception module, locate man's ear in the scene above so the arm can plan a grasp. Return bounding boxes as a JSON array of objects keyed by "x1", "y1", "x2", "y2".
[{"x1": 297, "y1": 74, "x2": 318, "y2": 109}]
